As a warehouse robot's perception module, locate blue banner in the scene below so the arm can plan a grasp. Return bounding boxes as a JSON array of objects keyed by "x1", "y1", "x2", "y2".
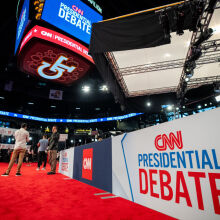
[
  {"x1": 14, "y1": 0, "x2": 30, "y2": 54},
  {"x1": 73, "y1": 138, "x2": 112, "y2": 192},
  {"x1": 0, "y1": 110, "x2": 142, "y2": 123},
  {"x1": 41, "y1": 0, "x2": 103, "y2": 44}
]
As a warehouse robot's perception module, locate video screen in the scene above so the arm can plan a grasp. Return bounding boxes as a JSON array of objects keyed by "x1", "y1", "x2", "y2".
[{"x1": 41, "y1": 0, "x2": 103, "y2": 44}]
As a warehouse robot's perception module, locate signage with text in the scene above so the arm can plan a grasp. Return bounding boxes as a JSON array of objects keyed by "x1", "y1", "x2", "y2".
[
  {"x1": 0, "y1": 110, "x2": 142, "y2": 123},
  {"x1": 112, "y1": 108, "x2": 220, "y2": 219},
  {"x1": 41, "y1": 0, "x2": 103, "y2": 44},
  {"x1": 82, "y1": 148, "x2": 93, "y2": 180}
]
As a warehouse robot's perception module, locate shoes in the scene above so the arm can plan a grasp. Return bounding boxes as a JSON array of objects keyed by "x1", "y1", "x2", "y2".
[
  {"x1": 47, "y1": 172, "x2": 55, "y2": 175},
  {"x1": 36, "y1": 167, "x2": 40, "y2": 171},
  {"x1": 41, "y1": 167, "x2": 46, "y2": 170},
  {"x1": 15, "y1": 173, "x2": 21, "y2": 176},
  {"x1": 1, "y1": 172, "x2": 9, "y2": 176}
]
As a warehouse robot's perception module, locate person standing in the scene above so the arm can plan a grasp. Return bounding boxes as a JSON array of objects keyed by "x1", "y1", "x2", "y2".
[
  {"x1": 36, "y1": 135, "x2": 48, "y2": 171},
  {"x1": 1, "y1": 123, "x2": 29, "y2": 176},
  {"x1": 47, "y1": 126, "x2": 59, "y2": 175}
]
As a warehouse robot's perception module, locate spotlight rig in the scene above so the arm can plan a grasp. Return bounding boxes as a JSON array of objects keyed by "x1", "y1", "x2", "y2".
[
  {"x1": 193, "y1": 28, "x2": 213, "y2": 46},
  {"x1": 184, "y1": 60, "x2": 196, "y2": 78}
]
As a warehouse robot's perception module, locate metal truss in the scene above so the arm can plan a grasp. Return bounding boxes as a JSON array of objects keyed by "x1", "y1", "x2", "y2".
[
  {"x1": 105, "y1": 52, "x2": 130, "y2": 97},
  {"x1": 187, "y1": 75, "x2": 220, "y2": 89},
  {"x1": 105, "y1": 0, "x2": 220, "y2": 98},
  {"x1": 176, "y1": 0, "x2": 219, "y2": 98},
  {"x1": 127, "y1": 86, "x2": 177, "y2": 97},
  {"x1": 202, "y1": 39, "x2": 220, "y2": 53},
  {"x1": 119, "y1": 50, "x2": 220, "y2": 76}
]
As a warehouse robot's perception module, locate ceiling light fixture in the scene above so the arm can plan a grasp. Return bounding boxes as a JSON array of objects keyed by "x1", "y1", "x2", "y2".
[{"x1": 82, "y1": 85, "x2": 90, "y2": 93}]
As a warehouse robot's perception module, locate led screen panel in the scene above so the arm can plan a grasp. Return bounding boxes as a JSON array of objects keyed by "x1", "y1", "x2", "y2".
[
  {"x1": 18, "y1": 25, "x2": 93, "y2": 86},
  {"x1": 14, "y1": 0, "x2": 30, "y2": 54},
  {"x1": 41, "y1": 0, "x2": 103, "y2": 44},
  {"x1": 0, "y1": 111, "x2": 142, "y2": 123}
]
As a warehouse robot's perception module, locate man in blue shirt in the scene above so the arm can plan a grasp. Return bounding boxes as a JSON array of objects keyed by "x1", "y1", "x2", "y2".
[{"x1": 36, "y1": 135, "x2": 48, "y2": 171}]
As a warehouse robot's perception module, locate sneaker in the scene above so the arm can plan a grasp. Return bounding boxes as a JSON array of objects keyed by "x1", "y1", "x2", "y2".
[
  {"x1": 47, "y1": 172, "x2": 55, "y2": 175},
  {"x1": 1, "y1": 172, "x2": 9, "y2": 176},
  {"x1": 36, "y1": 167, "x2": 40, "y2": 171},
  {"x1": 41, "y1": 167, "x2": 46, "y2": 170},
  {"x1": 15, "y1": 173, "x2": 21, "y2": 176}
]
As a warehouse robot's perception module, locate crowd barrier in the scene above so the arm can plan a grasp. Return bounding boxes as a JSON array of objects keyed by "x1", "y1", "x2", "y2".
[{"x1": 59, "y1": 107, "x2": 220, "y2": 220}]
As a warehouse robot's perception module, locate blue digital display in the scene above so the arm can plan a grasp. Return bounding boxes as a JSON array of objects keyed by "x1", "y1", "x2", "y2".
[
  {"x1": 41, "y1": 0, "x2": 103, "y2": 44},
  {"x1": 0, "y1": 111, "x2": 142, "y2": 123},
  {"x1": 14, "y1": 0, "x2": 30, "y2": 54}
]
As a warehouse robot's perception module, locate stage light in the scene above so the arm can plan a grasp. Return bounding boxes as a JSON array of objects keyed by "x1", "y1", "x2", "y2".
[
  {"x1": 100, "y1": 85, "x2": 108, "y2": 91},
  {"x1": 215, "y1": 94, "x2": 220, "y2": 102},
  {"x1": 0, "y1": 97, "x2": 5, "y2": 99},
  {"x1": 193, "y1": 28, "x2": 213, "y2": 47},
  {"x1": 51, "y1": 105, "x2": 56, "y2": 108},
  {"x1": 185, "y1": 77, "x2": 190, "y2": 82},
  {"x1": 146, "y1": 102, "x2": 151, "y2": 107},
  {"x1": 176, "y1": 107, "x2": 179, "y2": 111},
  {"x1": 175, "y1": 5, "x2": 185, "y2": 35},
  {"x1": 198, "y1": 105, "x2": 202, "y2": 109},
  {"x1": 29, "y1": 137, "x2": 32, "y2": 141},
  {"x1": 95, "y1": 108, "x2": 101, "y2": 111},
  {"x1": 167, "y1": 105, "x2": 173, "y2": 111},
  {"x1": 82, "y1": 85, "x2": 90, "y2": 93},
  {"x1": 28, "y1": 102, "x2": 34, "y2": 105},
  {"x1": 204, "y1": 103, "x2": 207, "y2": 107},
  {"x1": 76, "y1": 107, "x2": 80, "y2": 110},
  {"x1": 184, "y1": 61, "x2": 196, "y2": 78},
  {"x1": 183, "y1": 106, "x2": 185, "y2": 109},
  {"x1": 70, "y1": 140, "x2": 74, "y2": 143}
]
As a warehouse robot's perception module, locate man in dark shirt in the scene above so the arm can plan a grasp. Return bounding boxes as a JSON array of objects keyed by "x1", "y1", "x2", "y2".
[{"x1": 47, "y1": 125, "x2": 59, "y2": 175}]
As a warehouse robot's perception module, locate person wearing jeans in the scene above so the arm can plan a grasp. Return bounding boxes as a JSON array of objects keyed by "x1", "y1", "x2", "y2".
[
  {"x1": 47, "y1": 126, "x2": 59, "y2": 175},
  {"x1": 36, "y1": 135, "x2": 48, "y2": 171},
  {"x1": 2, "y1": 123, "x2": 29, "y2": 176}
]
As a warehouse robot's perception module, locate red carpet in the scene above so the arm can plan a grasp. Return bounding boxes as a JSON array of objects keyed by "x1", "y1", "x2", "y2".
[{"x1": 0, "y1": 162, "x2": 175, "y2": 220}]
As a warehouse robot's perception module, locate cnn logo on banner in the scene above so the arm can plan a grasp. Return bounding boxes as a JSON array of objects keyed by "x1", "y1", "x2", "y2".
[
  {"x1": 155, "y1": 131, "x2": 183, "y2": 151},
  {"x1": 82, "y1": 148, "x2": 93, "y2": 180}
]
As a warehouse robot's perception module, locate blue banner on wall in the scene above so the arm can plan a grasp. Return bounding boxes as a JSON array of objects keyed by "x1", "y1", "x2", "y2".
[
  {"x1": 73, "y1": 138, "x2": 112, "y2": 192},
  {"x1": 14, "y1": 0, "x2": 30, "y2": 54},
  {"x1": 41, "y1": 0, "x2": 103, "y2": 44}
]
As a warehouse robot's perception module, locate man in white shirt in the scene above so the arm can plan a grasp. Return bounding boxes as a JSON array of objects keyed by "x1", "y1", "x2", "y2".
[{"x1": 1, "y1": 123, "x2": 29, "y2": 176}]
